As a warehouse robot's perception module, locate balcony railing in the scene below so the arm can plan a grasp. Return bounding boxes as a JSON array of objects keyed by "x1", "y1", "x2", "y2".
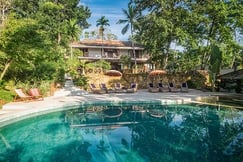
[{"x1": 78, "y1": 55, "x2": 149, "y2": 63}]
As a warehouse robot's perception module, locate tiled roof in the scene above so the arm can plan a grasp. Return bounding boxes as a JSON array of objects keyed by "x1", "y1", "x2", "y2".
[
  {"x1": 71, "y1": 39, "x2": 144, "y2": 48},
  {"x1": 219, "y1": 69, "x2": 243, "y2": 79}
]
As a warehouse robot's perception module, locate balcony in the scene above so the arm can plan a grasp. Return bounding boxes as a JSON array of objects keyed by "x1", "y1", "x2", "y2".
[{"x1": 78, "y1": 55, "x2": 149, "y2": 63}]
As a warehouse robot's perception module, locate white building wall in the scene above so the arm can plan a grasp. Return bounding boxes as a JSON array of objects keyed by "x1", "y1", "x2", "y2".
[
  {"x1": 88, "y1": 48, "x2": 129, "y2": 58},
  {"x1": 89, "y1": 49, "x2": 101, "y2": 57},
  {"x1": 119, "y1": 50, "x2": 129, "y2": 56}
]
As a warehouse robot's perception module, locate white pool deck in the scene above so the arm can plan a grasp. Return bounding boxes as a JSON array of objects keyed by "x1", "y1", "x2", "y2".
[{"x1": 0, "y1": 81, "x2": 238, "y2": 127}]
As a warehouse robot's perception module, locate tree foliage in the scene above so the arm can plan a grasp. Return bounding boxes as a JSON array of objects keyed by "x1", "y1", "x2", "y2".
[
  {"x1": 0, "y1": 0, "x2": 91, "y2": 86},
  {"x1": 117, "y1": 2, "x2": 142, "y2": 70},
  {"x1": 132, "y1": 0, "x2": 243, "y2": 71},
  {"x1": 83, "y1": 29, "x2": 118, "y2": 40},
  {"x1": 96, "y1": 16, "x2": 110, "y2": 39}
]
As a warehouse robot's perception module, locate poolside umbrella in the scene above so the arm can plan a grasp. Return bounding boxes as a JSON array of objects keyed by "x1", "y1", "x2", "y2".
[
  {"x1": 149, "y1": 70, "x2": 167, "y2": 76},
  {"x1": 149, "y1": 70, "x2": 167, "y2": 83},
  {"x1": 104, "y1": 70, "x2": 122, "y2": 77}
]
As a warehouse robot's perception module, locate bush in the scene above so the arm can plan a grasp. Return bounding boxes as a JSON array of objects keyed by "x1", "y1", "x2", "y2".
[
  {"x1": 14, "y1": 80, "x2": 53, "y2": 97},
  {"x1": 187, "y1": 70, "x2": 208, "y2": 89},
  {"x1": 0, "y1": 89, "x2": 15, "y2": 108},
  {"x1": 73, "y1": 76, "x2": 89, "y2": 90},
  {"x1": 186, "y1": 80, "x2": 197, "y2": 89}
]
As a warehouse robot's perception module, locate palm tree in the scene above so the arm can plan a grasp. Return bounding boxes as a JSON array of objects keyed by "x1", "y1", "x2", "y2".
[
  {"x1": 67, "y1": 19, "x2": 82, "y2": 41},
  {"x1": 96, "y1": 16, "x2": 110, "y2": 57},
  {"x1": 67, "y1": 19, "x2": 82, "y2": 59},
  {"x1": 117, "y1": 3, "x2": 141, "y2": 73}
]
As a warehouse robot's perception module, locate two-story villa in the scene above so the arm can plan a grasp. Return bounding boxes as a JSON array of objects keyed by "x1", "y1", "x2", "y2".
[{"x1": 70, "y1": 39, "x2": 150, "y2": 72}]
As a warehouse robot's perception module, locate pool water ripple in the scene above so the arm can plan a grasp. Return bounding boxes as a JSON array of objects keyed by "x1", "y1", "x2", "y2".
[{"x1": 0, "y1": 103, "x2": 242, "y2": 162}]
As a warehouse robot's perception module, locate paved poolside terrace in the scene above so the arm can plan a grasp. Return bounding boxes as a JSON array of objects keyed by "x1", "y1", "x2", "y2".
[{"x1": 0, "y1": 81, "x2": 239, "y2": 127}]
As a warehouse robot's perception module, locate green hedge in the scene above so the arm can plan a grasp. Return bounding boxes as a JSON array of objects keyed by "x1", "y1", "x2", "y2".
[{"x1": 0, "y1": 89, "x2": 15, "y2": 108}]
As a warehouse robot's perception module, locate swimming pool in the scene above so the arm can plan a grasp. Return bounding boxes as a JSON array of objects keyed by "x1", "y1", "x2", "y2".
[
  {"x1": 0, "y1": 102, "x2": 242, "y2": 162},
  {"x1": 197, "y1": 95, "x2": 243, "y2": 107}
]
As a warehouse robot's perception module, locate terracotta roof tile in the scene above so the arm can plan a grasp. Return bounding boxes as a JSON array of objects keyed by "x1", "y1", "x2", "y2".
[{"x1": 72, "y1": 39, "x2": 143, "y2": 48}]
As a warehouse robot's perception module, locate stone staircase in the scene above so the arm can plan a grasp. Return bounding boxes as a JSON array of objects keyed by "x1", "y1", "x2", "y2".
[{"x1": 54, "y1": 80, "x2": 88, "y2": 96}]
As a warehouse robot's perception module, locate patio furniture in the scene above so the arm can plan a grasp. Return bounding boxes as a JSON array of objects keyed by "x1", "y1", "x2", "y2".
[
  {"x1": 148, "y1": 83, "x2": 159, "y2": 92},
  {"x1": 99, "y1": 83, "x2": 114, "y2": 93},
  {"x1": 158, "y1": 83, "x2": 169, "y2": 92},
  {"x1": 14, "y1": 89, "x2": 34, "y2": 101},
  {"x1": 180, "y1": 82, "x2": 189, "y2": 92},
  {"x1": 28, "y1": 88, "x2": 44, "y2": 100},
  {"x1": 168, "y1": 82, "x2": 180, "y2": 92},
  {"x1": 126, "y1": 83, "x2": 138, "y2": 93},
  {"x1": 89, "y1": 83, "x2": 106, "y2": 94},
  {"x1": 114, "y1": 83, "x2": 126, "y2": 93}
]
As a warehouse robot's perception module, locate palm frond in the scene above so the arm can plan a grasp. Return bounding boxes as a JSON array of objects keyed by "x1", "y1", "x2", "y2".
[
  {"x1": 117, "y1": 19, "x2": 128, "y2": 24},
  {"x1": 122, "y1": 24, "x2": 129, "y2": 35}
]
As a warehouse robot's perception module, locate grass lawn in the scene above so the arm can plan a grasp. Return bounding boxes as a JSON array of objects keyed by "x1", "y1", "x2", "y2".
[{"x1": 0, "y1": 89, "x2": 15, "y2": 109}]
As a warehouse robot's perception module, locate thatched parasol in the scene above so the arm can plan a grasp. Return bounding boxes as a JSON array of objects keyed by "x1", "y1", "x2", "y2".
[
  {"x1": 149, "y1": 70, "x2": 167, "y2": 76},
  {"x1": 104, "y1": 70, "x2": 122, "y2": 77}
]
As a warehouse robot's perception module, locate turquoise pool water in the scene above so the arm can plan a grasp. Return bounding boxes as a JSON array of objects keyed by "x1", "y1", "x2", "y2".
[{"x1": 0, "y1": 103, "x2": 242, "y2": 162}]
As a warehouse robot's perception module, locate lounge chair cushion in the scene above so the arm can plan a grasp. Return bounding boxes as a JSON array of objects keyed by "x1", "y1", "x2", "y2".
[
  {"x1": 90, "y1": 84, "x2": 96, "y2": 89},
  {"x1": 169, "y1": 83, "x2": 173, "y2": 87},
  {"x1": 131, "y1": 84, "x2": 136, "y2": 88},
  {"x1": 149, "y1": 83, "x2": 154, "y2": 87},
  {"x1": 182, "y1": 83, "x2": 187, "y2": 87}
]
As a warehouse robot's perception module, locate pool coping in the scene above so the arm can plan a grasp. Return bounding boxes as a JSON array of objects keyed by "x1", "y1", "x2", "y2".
[{"x1": 0, "y1": 89, "x2": 241, "y2": 127}]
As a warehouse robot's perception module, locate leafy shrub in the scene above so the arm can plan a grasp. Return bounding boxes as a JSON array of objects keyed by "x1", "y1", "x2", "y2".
[
  {"x1": 73, "y1": 76, "x2": 89, "y2": 90},
  {"x1": 187, "y1": 70, "x2": 208, "y2": 89},
  {"x1": 0, "y1": 89, "x2": 15, "y2": 108},
  {"x1": 86, "y1": 60, "x2": 111, "y2": 70},
  {"x1": 0, "y1": 80, "x2": 5, "y2": 89}
]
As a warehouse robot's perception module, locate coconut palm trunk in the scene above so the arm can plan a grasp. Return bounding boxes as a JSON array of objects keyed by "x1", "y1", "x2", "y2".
[
  {"x1": 101, "y1": 27, "x2": 104, "y2": 57},
  {"x1": 117, "y1": 3, "x2": 141, "y2": 73},
  {"x1": 131, "y1": 31, "x2": 137, "y2": 73},
  {"x1": 96, "y1": 16, "x2": 110, "y2": 57}
]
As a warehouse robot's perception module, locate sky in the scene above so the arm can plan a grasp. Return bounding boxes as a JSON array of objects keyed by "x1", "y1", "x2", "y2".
[{"x1": 80, "y1": 0, "x2": 130, "y2": 40}]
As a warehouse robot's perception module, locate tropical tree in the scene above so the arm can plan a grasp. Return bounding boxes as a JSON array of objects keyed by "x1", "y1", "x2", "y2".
[
  {"x1": 96, "y1": 16, "x2": 109, "y2": 56},
  {"x1": 11, "y1": 0, "x2": 39, "y2": 18},
  {"x1": 209, "y1": 43, "x2": 223, "y2": 91},
  {"x1": 133, "y1": 0, "x2": 194, "y2": 69},
  {"x1": 0, "y1": 0, "x2": 91, "y2": 84},
  {"x1": 38, "y1": 2, "x2": 71, "y2": 45},
  {"x1": 83, "y1": 29, "x2": 117, "y2": 40},
  {"x1": 120, "y1": 54, "x2": 131, "y2": 70},
  {"x1": 67, "y1": 19, "x2": 82, "y2": 41},
  {"x1": 0, "y1": 14, "x2": 48, "y2": 81},
  {"x1": 117, "y1": 2, "x2": 141, "y2": 72},
  {"x1": 187, "y1": 0, "x2": 239, "y2": 70},
  {"x1": 132, "y1": 0, "x2": 243, "y2": 71},
  {"x1": 12, "y1": 0, "x2": 90, "y2": 46}
]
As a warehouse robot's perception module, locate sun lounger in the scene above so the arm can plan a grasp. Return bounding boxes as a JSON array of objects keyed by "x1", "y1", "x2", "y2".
[
  {"x1": 126, "y1": 83, "x2": 138, "y2": 93},
  {"x1": 148, "y1": 83, "x2": 159, "y2": 92},
  {"x1": 99, "y1": 83, "x2": 114, "y2": 93},
  {"x1": 14, "y1": 89, "x2": 34, "y2": 101},
  {"x1": 28, "y1": 88, "x2": 44, "y2": 100},
  {"x1": 180, "y1": 82, "x2": 189, "y2": 92},
  {"x1": 114, "y1": 83, "x2": 126, "y2": 93},
  {"x1": 89, "y1": 83, "x2": 106, "y2": 94},
  {"x1": 158, "y1": 83, "x2": 169, "y2": 92},
  {"x1": 168, "y1": 82, "x2": 180, "y2": 92}
]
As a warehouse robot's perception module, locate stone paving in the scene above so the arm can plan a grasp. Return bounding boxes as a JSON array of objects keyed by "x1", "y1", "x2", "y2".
[{"x1": 0, "y1": 80, "x2": 229, "y2": 127}]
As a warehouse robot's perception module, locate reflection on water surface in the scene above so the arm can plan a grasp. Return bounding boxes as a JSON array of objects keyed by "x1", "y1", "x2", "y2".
[{"x1": 0, "y1": 103, "x2": 242, "y2": 162}]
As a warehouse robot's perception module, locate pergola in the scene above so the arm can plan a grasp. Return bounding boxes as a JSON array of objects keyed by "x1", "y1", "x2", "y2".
[{"x1": 218, "y1": 69, "x2": 243, "y2": 93}]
